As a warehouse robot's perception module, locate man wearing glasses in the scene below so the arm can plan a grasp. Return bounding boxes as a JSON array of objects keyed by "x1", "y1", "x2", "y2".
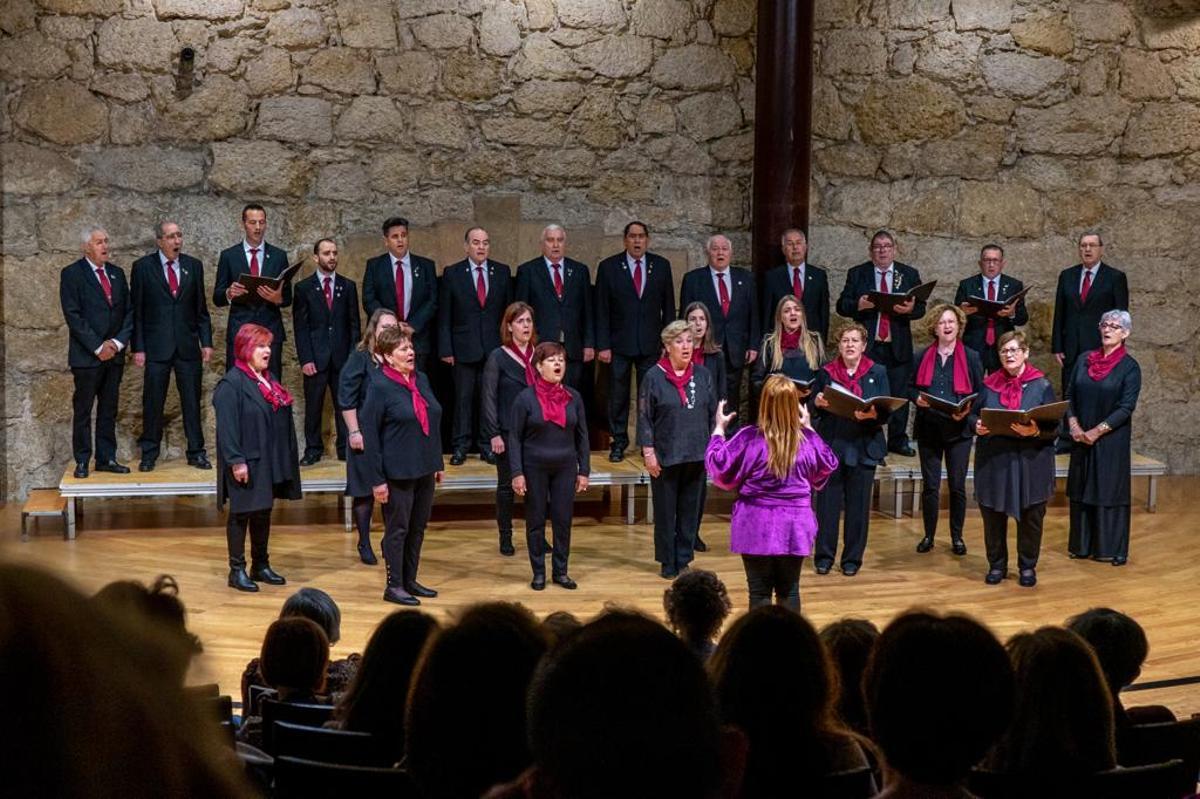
[{"x1": 954, "y1": 244, "x2": 1028, "y2": 374}]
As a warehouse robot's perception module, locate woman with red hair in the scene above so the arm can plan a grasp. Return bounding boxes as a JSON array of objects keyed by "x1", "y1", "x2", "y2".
[{"x1": 213, "y1": 323, "x2": 302, "y2": 592}]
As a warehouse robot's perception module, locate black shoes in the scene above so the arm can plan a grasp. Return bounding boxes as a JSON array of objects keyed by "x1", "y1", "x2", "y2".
[
  {"x1": 531, "y1": 575, "x2": 546, "y2": 591},
  {"x1": 481, "y1": 450, "x2": 497, "y2": 465},
  {"x1": 383, "y1": 586, "x2": 420, "y2": 605},
  {"x1": 139, "y1": 459, "x2": 156, "y2": 472},
  {"x1": 916, "y1": 537, "x2": 934, "y2": 553},
  {"x1": 609, "y1": 446, "x2": 626, "y2": 463},
  {"x1": 228, "y1": 568, "x2": 259, "y2": 592},
  {"x1": 189, "y1": 454, "x2": 212, "y2": 470},
  {"x1": 499, "y1": 537, "x2": 515, "y2": 556},
  {"x1": 251, "y1": 565, "x2": 286, "y2": 585},
  {"x1": 300, "y1": 453, "x2": 321, "y2": 466},
  {"x1": 890, "y1": 443, "x2": 917, "y2": 457},
  {"x1": 985, "y1": 569, "x2": 1005, "y2": 585},
  {"x1": 694, "y1": 537, "x2": 708, "y2": 553},
  {"x1": 842, "y1": 563, "x2": 860, "y2": 576},
  {"x1": 1112, "y1": 556, "x2": 1127, "y2": 566},
  {"x1": 660, "y1": 564, "x2": 678, "y2": 580},
  {"x1": 450, "y1": 450, "x2": 467, "y2": 466},
  {"x1": 95, "y1": 460, "x2": 131, "y2": 474},
  {"x1": 407, "y1": 582, "x2": 437, "y2": 598},
  {"x1": 73, "y1": 462, "x2": 89, "y2": 479},
  {"x1": 357, "y1": 543, "x2": 378, "y2": 565},
  {"x1": 553, "y1": 574, "x2": 577, "y2": 590},
  {"x1": 815, "y1": 562, "x2": 832, "y2": 575},
  {"x1": 1018, "y1": 569, "x2": 1037, "y2": 587},
  {"x1": 952, "y1": 538, "x2": 967, "y2": 556}
]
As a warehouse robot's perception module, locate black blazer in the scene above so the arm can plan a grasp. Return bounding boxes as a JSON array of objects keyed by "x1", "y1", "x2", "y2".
[
  {"x1": 1051, "y1": 263, "x2": 1129, "y2": 365},
  {"x1": 212, "y1": 242, "x2": 292, "y2": 344},
  {"x1": 953, "y1": 273, "x2": 1028, "y2": 358},
  {"x1": 213, "y1": 368, "x2": 302, "y2": 513},
  {"x1": 761, "y1": 263, "x2": 831, "y2": 343},
  {"x1": 293, "y1": 272, "x2": 361, "y2": 372},
  {"x1": 814, "y1": 363, "x2": 891, "y2": 468},
  {"x1": 360, "y1": 371, "x2": 445, "y2": 483},
  {"x1": 131, "y1": 253, "x2": 212, "y2": 362},
  {"x1": 907, "y1": 344, "x2": 985, "y2": 444},
  {"x1": 594, "y1": 251, "x2": 675, "y2": 357},
  {"x1": 362, "y1": 253, "x2": 438, "y2": 355},
  {"x1": 679, "y1": 267, "x2": 760, "y2": 367},
  {"x1": 60, "y1": 258, "x2": 134, "y2": 369},
  {"x1": 437, "y1": 259, "x2": 513, "y2": 363},
  {"x1": 514, "y1": 257, "x2": 594, "y2": 359},
  {"x1": 835, "y1": 261, "x2": 925, "y2": 363}
]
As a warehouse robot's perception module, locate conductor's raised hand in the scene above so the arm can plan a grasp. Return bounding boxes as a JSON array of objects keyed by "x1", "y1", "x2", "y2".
[
  {"x1": 799, "y1": 401, "x2": 813, "y2": 430},
  {"x1": 713, "y1": 399, "x2": 736, "y2": 435}
]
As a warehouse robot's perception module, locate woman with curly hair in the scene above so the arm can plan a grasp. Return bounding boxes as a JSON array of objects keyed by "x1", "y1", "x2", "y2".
[{"x1": 662, "y1": 569, "x2": 732, "y2": 661}]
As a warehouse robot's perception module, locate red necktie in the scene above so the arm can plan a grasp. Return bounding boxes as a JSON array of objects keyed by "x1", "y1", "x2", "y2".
[
  {"x1": 96, "y1": 266, "x2": 113, "y2": 305},
  {"x1": 394, "y1": 261, "x2": 407, "y2": 320},
  {"x1": 717, "y1": 272, "x2": 730, "y2": 316},
  {"x1": 475, "y1": 266, "x2": 487, "y2": 308},
  {"x1": 248, "y1": 248, "x2": 259, "y2": 277},
  {"x1": 166, "y1": 260, "x2": 178, "y2": 298},
  {"x1": 792, "y1": 267, "x2": 804, "y2": 300},
  {"x1": 324, "y1": 276, "x2": 333, "y2": 310},
  {"x1": 1080, "y1": 270, "x2": 1093, "y2": 304},
  {"x1": 632, "y1": 259, "x2": 643, "y2": 297},
  {"x1": 985, "y1": 279, "x2": 996, "y2": 346},
  {"x1": 877, "y1": 270, "x2": 891, "y2": 340},
  {"x1": 552, "y1": 262, "x2": 564, "y2": 299}
]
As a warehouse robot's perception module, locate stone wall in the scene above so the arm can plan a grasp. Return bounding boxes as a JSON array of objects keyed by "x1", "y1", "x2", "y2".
[
  {"x1": 810, "y1": 0, "x2": 1200, "y2": 474},
  {"x1": 0, "y1": 0, "x2": 756, "y2": 499}
]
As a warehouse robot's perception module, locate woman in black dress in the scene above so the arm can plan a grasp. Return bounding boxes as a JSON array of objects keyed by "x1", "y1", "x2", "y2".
[
  {"x1": 509, "y1": 341, "x2": 590, "y2": 590},
  {"x1": 481, "y1": 301, "x2": 537, "y2": 557},
  {"x1": 214, "y1": 323, "x2": 302, "y2": 592},
  {"x1": 1066, "y1": 310, "x2": 1141, "y2": 566},
  {"x1": 339, "y1": 308, "x2": 399, "y2": 565},
  {"x1": 361, "y1": 324, "x2": 445, "y2": 606},
  {"x1": 813, "y1": 323, "x2": 889, "y2": 577},
  {"x1": 974, "y1": 330, "x2": 1057, "y2": 587},
  {"x1": 638, "y1": 320, "x2": 718, "y2": 579},
  {"x1": 751, "y1": 295, "x2": 824, "y2": 397},
  {"x1": 684, "y1": 300, "x2": 725, "y2": 552},
  {"x1": 909, "y1": 303, "x2": 984, "y2": 556}
]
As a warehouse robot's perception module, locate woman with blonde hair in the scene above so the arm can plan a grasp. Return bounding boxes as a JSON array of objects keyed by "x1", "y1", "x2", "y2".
[
  {"x1": 705, "y1": 374, "x2": 838, "y2": 610},
  {"x1": 751, "y1": 295, "x2": 824, "y2": 398}
]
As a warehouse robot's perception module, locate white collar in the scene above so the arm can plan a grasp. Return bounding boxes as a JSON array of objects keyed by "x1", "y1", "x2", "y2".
[
  {"x1": 85, "y1": 257, "x2": 103, "y2": 271},
  {"x1": 391, "y1": 252, "x2": 410, "y2": 269}
]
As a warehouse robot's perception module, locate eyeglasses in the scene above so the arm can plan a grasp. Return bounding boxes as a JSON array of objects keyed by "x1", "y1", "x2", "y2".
[
  {"x1": 998, "y1": 347, "x2": 1024, "y2": 356},
  {"x1": 871, "y1": 244, "x2": 894, "y2": 251},
  {"x1": 1098, "y1": 322, "x2": 1124, "y2": 331}
]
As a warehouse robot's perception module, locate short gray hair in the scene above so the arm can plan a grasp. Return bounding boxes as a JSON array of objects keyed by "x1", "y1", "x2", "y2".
[
  {"x1": 780, "y1": 228, "x2": 806, "y2": 243},
  {"x1": 542, "y1": 224, "x2": 565, "y2": 239},
  {"x1": 705, "y1": 234, "x2": 731, "y2": 251},
  {"x1": 154, "y1": 220, "x2": 177, "y2": 239},
  {"x1": 660, "y1": 319, "x2": 693, "y2": 346},
  {"x1": 80, "y1": 226, "x2": 106, "y2": 247},
  {"x1": 1100, "y1": 309, "x2": 1131, "y2": 332}
]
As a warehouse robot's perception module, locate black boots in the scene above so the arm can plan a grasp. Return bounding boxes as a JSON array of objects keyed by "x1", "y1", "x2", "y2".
[
  {"x1": 228, "y1": 555, "x2": 258, "y2": 592},
  {"x1": 252, "y1": 563, "x2": 286, "y2": 585}
]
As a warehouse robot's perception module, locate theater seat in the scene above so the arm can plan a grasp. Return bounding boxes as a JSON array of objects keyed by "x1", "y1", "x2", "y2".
[
  {"x1": 1122, "y1": 716, "x2": 1200, "y2": 797},
  {"x1": 272, "y1": 721, "x2": 395, "y2": 768},
  {"x1": 969, "y1": 758, "x2": 1188, "y2": 799},
  {"x1": 273, "y1": 756, "x2": 418, "y2": 799},
  {"x1": 260, "y1": 699, "x2": 334, "y2": 755}
]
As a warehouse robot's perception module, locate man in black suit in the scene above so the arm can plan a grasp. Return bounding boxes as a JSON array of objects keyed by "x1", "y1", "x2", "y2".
[
  {"x1": 130, "y1": 220, "x2": 214, "y2": 472},
  {"x1": 60, "y1": 227, "x2": 134, "y2": 478},
  {"x1": 678, "y1": 234, "x2": 759, "y2": 420},
  {"x1": 1052, "y1": 231, "x2": 1130, "y2": 389},
  {"x1": 953, "y1": 243, "x2": 1028, "y2": 374},
  {"x1": 212, "y1": 203, "x2": 291, "y2": 378},
  {"x1": 836, "y1": 230, "x2": 925, "y2": 456},
  {"x1": 438, "y1": 226, "x2": 513, "y2": 466},
  {"x1": 294, "y1": 238, "x2": 361, "y2": 466},
  {"x1": 595, "y1": 221, "x2": 675, "y2": 462},
  {"x1": 760, "y1": 228, "x2": 831, "y2": 343},
  {"x1": 362, "y1": 216, "x2": 437, "y2": 372},
  {"x1": 515, "y1": 224, "x2": 594, "y2": 389}
]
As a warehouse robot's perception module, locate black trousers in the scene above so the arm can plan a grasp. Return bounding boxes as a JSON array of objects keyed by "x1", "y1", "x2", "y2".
[
  {"x1": 565, "y1": 358, "x2": 584, "y2": 390},
  {"x1": 741, "y1": 554, "x2": 803, "y2": 611},
  {"x1": 72, "y1": 361, "x2": 124, "y2": 464},
  {"x1": 651, "y1": 461, "x2": 705, "y2": 572},
  {"x1": 381, "y1": 474, "x2": 436, "y2": 589},
  {"x1": 869, "y1": 342, "x2": 912, "y2": 450},
  {"x1": 524, "y1": 463, "x2": 575, "y2": 579},
  {"x1": 725, "y1": 356, "x2": 745, "y2": 424},
  {"x1": 226, "y1": 508, "x2": 272, "y2": 570},
  {"x1": 981, "y1": 503, "x2": 1046, "y2": 573},
  {"x1": 1068, "y1": 501, "x2": 1130, "y2": 561},
  {"x1": 608, "y1": 352, "x2": 657, "y2": 449},
  {"x1": 302, "y1": 363, "x2": 348, "y2": 459},
  {"x1": 494, "y1": 442, "x2": 515, "y2": 542},
  {"x1": 918, "y1": 435, "x2": 972, "y2": 541},
  {"x1": 451, "y1": 360, "x2": 486, "y2": 453},
  {"x1": 816, "y1": 461, "x2": 876, "y2": 569},
  {"x1": 140, "y1": 357, "x2": 205, "y2": 461},
  {"x1": 225, "y1": 330, "x2": 283, "y2": 381}
]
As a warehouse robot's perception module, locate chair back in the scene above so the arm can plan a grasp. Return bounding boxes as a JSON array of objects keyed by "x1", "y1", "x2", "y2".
[
  {"x1": 247, "y1": 683, "x2": 277, "y2": 715},
  {"x1": 811, "y1": 765, "x2": 878, "y2": 798},
  {"x1": 260, "y1": 699, "x2": 334, "y2": 755},
  {"x1": 200, "y1": 695, "x2": 234, "y2": 724},
  {"x1": 1122, "y1": 716, "x2": 1200, "y2": 797},
  {"x1": 273, "y1": 721, "x2": 396, "y2": 768},
  {"x1": 969, "y1": 759, "x2": 1189, "y2": 799},
  {"x1": 184, "y1": 682, "x2": 220, "y2": 698},
  {"x1": 273, "y1": 756, "x2": 419, "y2": 799}
]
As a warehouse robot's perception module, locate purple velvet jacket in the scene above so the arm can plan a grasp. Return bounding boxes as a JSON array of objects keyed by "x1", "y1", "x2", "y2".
[{"x1": 705, "y1": 426, "x2": 839, "y2": 556}]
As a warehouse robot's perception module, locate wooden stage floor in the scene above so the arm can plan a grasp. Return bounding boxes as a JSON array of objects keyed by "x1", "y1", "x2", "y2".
[{"x1": 3, "y1": 476, "x2": 1198, "y2": 716}]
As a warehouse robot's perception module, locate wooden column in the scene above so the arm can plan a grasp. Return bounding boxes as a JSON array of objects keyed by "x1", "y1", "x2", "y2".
[{"x1": 751, "y1": 0, "x2": 815, "y2": 277}]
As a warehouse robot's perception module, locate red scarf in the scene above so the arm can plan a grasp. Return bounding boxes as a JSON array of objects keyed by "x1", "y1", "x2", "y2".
[
  {"x1": 505, "y1": 343, "x2": 535, "y2": 385},
  {"x1": 983, "y1": 363, "x2": 1044, "y2": 410},
  {"x1": 381, "y1": 365, "x2": 429, "y2": 436},
  {"x1": 915, "y1": 341, "x2": 973, "y2": 395},
  {"x1": 656, "y1": 357, "x2": 694, "y2": 405},
  {"x1": 691, "y1": 348, "x2": 706, "y2": 367},
  {"x1": 1086, "y1": 345, "x2": 1127, "y2": 382},
  {"x1": 780, "y1": 329, "x2": 802, "y2": 351},
  {"x1": 534, "y1": 375, "x2": 570, "y2": 428},
  {"x1": 823, "y1": 354, "x2": 876, "y2": 397},
  {"x1": 235, "y1": 360, "x2": 293, "y2": 411}
]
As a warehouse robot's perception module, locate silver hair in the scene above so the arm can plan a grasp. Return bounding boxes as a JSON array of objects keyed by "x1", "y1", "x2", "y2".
[
  {"x1": 705, "y1": 234, "x2": 731, "y2": 251},
  {"x1": 154, "y1": 220, "x2": 177, "y2": 239},
  {"x1": 542, "y1": 224, "x2": 566, "y2": 239},
  {"x1": 1100, "y1": 309, "x2": 1131, "y2": 332},
  {"x1": 660, "y1": 319, "x2": 693, "y2": 346},
  {"x1": 80, "y1": 226, "x2": 107, "y2": 247},
  {"x1": 779, "y1": 228, "x2": 807, "y2": 243}
]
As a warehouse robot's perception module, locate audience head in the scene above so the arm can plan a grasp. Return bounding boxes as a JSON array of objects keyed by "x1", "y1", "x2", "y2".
[
  {"x1": 989, "y1": 626, "x2": 1116, "y2": 776},
  {"x1": 662, "y1": 569, "x2": 731, "y2": 656},
  {"x1": 279, "y1": 587, "x2": 342, "y2": 645},
  {"x1": 1065, "y1": 607, "x2": 1148, "y2": 693},
  {"x1": 0, "y1": 564, "x2": 252, "y2": 797},
  {"x1": 819, "y1": 617, "x2": 880, "y2": 736},
  {"x1": 540, "y1": 610, "x2": 583, "y2": 648},
  {"x1": 527, "y1": 610, "x2": 733, "y2": 799},
  {"x1": 757, "y1": 375, "x2": 805, "y2": 479},
  {"x1": 866, "y1": 610, "x2": 1014, "y2": 786},
  {"x1": 406, "y1": 602, "x2": 548, "y2": 799},
  {"x1": 259, "y1": 617, "x2": 329, "y2": 699},
  {"x1": 92, "y1": 575, "x2": 201, "y2": 685}
]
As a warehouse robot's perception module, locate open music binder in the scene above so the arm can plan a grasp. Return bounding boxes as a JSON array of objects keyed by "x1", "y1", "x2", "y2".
[{"x1": 232, "y1": 260, "x2": 304, "y2": 306}]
